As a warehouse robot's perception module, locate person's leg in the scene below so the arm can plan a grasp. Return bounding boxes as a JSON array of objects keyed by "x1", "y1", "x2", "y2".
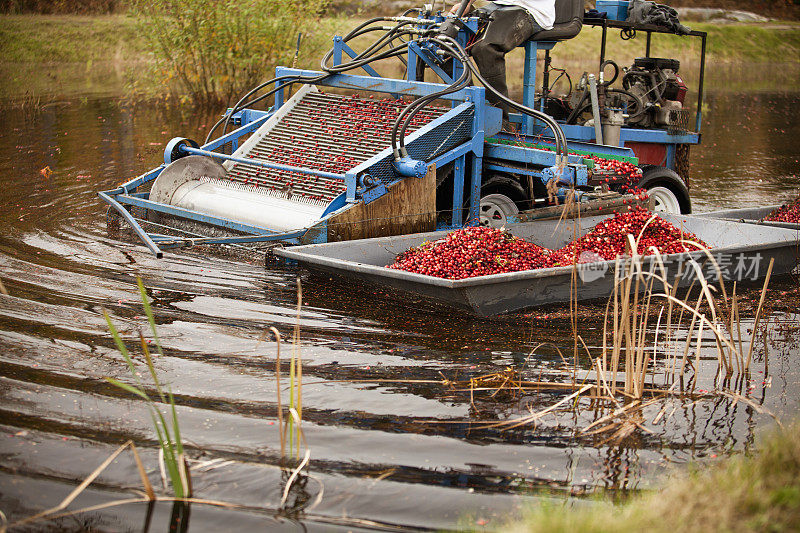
[{"x1": 470, "y1": 7, "x2": 542, "y2": 119}]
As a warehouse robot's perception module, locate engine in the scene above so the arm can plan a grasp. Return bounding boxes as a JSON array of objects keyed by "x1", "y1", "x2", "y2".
[{"x1": 622, "y1": 57, "x2": 688, "y2": 129}]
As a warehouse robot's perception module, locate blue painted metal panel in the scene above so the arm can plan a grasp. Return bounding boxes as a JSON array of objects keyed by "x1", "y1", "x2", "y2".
[
  {"x1": 665, "y1": 143, "x2": 677, "y2": 170},
  {"x1": 274, "y1": 67, "x2": 286, "y2": 110},
  {"x1": 345, "y1": 171, "x2": 358, "y2": 202},
  {"x1": 406, "y1": 43, "x2": 419, "y2": 81},
  {"x1": 451, "y1": 154, "x2": 466, "y2": 227},
  {"x1": 484, "y1": 143, "x2": 582, "y2": 167},
  {"x1": 468, "y1": 155, "x2": 481, "y2": 225},
  {"x1": 333, "y1": 36, "x2": 343, "y2": 65},
  {"x1": 522, "y1": 41, "x2": 537, "y2": 136},
  {"x1": 321, "y1": 192, "x2": 347, "y2": 217},
  {"x1": 276, "y1": 67, "x2": 475, "y2": 102},
  {"x1": 554, "y1": 123, "x2": 701, "y2": 145},
  {"x1": 304, "y1": 221, "x2": 328, "y2": 244},
  {"x1": 362, "y1": 183, "x2": 388, "y2": 204}
]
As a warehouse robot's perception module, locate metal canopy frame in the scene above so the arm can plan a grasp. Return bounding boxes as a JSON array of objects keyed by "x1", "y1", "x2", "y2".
[
  {"x1": 586, "y1": 17, "x2": 708, "y2": 134},
  {"x1": 505, "y1": 17, "x2": 704, "y2": 179}
]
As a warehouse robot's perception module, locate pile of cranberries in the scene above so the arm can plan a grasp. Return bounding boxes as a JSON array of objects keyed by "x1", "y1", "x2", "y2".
[
  {"x1": 551, "y1": 207, "x2": 708, "y2": 264},
  {"x1": 388, "y1": 226, "x2": 557, "y2": 279},
  {"x1": 388, "y1": 209, "x2": 709, "y2": 279},
  {"x1": 764, "y1": 194, "x2": 800, "y2": 224},
  {"x1": 588, "y1": 156, "x2": 646, "y2": 196}
]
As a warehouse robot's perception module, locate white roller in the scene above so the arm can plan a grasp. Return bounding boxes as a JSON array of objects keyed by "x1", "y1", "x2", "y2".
[{"x1": 169, "y1": 179, "x2": 326, "y2": 232}]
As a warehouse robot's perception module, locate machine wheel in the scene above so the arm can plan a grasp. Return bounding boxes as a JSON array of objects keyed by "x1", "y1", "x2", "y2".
[
  {"x1": 474, "y1": 175, "x2": 527, "y2": 228},
  {"x1": 648, "y1": 186, "x2": 682, "y2": 213},
  {"x1": 479, "y1": 193, "x2": 519, "y2": 228},
  {"x1": 638, "y1": 166, "x2": 692, "y2": 214}
]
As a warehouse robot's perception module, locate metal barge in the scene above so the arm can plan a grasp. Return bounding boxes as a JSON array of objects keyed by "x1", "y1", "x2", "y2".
[{"x1": 275, "y1": 214, "x2": 800, "y2": 316}]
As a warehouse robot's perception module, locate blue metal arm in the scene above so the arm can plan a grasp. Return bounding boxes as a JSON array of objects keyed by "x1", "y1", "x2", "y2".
[{"x1": 98, "y1": 191, "x2": 164, "y2": 258}]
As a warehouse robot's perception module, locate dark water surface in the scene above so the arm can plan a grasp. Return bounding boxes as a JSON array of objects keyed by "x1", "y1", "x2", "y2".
[{"x1": 0, "y1": 74, "x2": 799, "y2": 531}]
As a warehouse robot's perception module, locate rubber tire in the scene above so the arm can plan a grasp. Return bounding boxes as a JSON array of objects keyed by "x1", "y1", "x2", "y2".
[
  {"x1": 638, "y1": 166, "x2": 692, "y2": 214},
  {"x1": 474, "y1": 175, "x2": 528, "y2": 227},
  {"x1": 479, "y1": 193, "x2": 519, "y2": 228},
  {"x1": 648, "y1": 186, "x2": 682, "y2": 214}
]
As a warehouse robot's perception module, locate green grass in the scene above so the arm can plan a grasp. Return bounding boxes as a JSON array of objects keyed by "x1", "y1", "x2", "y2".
[
  {"x1": 1, "y1": 15, "x2": 798, "y2": 66},
  {"x1": 103, "y1": 278, "x2": 188, "y2": 499},
  {"x1": 501, "y1": 422, "x2": 800, "y2": 533},
  {"x1": 701, "y1": 23, "x2": 800, "y2": 61},
  {"x1": 550, "y1": 21, "x2": 800, "y2": 64},
  {"x1": 0, "y1": 14, "x2": 147, "y2": 63},
  {"x1": 0, "y1": 15, "x2": 797, "y2": 101}
]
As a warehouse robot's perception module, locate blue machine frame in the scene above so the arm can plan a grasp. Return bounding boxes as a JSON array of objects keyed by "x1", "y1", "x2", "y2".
[
  {"x1": 100, "y1": 71, "x2": 502, "y2": 256},
  {"x1": 100, "y1": 13, "x2": 704, "y2": 257}
]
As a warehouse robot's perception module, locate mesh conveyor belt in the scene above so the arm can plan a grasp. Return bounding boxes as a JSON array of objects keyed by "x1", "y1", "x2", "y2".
[{"x1": 226, "y1": 91, "x2": 448, "y2": 205}]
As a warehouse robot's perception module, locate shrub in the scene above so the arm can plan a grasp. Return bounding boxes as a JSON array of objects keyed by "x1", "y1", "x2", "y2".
[
  {"x1": 128, "y1": 0, "x2": 328, "y2": 107},
  {"x1": 0, "y1": 0, "x2": 123, "y2": 14}
]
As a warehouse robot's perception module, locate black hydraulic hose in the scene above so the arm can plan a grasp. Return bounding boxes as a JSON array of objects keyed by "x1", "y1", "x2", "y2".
[
  {"x1": 600, "y1": 60, "x2": 619, "y2": 87},
  {"x1": 320, "y1": 25, "x2": 416, "y2": 74},
  {"x1": 320, "y1": 18, "x2": 426, "y2": 72},
  {"x1": 212, "y1": 17, "x2": 409, "y2": 141},
  {"x1": 436, "y1": 34, "x2": 569, "y2": 161},
  {"x1": 393, "y1": 39, "x2": 472, "y2": 155},
  {"x1": 341, "y1": 17, "x2": 392, "y2": 40},
  {"x1": 390, "y1": 42, "x2": 465, "y2": 156},
  {"x1": 237, "y1": 47, "x2": 408, "y2": 110},
  {"x1": 323, "y1": 26, "x2": 408, "y2": 70},
  {"x1": 395, "y1": 66, "x2": 471, "y2": 155},
  {"x1": 214, "y1": 38, "x2": 410, "y2": 142},
  {"x1": 322, "y1": 43, "x2": 410, "y2": 75},
  {"x1": 208, "y1": 17, "x2": 430, "y2": 147},
  {"x1": 440, "y1": 36, "x2": 569, "y2": 159}
]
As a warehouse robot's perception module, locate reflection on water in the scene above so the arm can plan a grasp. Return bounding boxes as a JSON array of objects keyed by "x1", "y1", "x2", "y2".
[
  {"x1": 690, "y1": 91, "x2": 800, "y2": 210},
  {"x1": 0, "y1": 69, "x2": 798, "y2": 530}
]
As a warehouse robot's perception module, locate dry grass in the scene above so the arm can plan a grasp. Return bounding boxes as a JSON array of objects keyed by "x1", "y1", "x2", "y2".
[
  {"x1": 502, "y1": 421, "x2": 800, "y2": 533},
  {"x1": 402, "y1": 217, "x2": 781, "y2": 446}
]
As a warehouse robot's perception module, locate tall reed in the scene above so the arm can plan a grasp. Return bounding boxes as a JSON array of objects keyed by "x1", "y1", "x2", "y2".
[
  {"x1": 269, "y1": 278, "x2": 306, "y2": 462},
  {"x1": 597, "y1": 225, "x2": 775, "y2": 399},
  {"x1": 103, "y1": 277, "x2": 190, "y2": 498}
]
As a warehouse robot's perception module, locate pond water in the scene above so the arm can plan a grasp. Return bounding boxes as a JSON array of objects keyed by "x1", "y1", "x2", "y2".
[{"x1": 0, "y1": 64, "x2": 798, "y2": 531}]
